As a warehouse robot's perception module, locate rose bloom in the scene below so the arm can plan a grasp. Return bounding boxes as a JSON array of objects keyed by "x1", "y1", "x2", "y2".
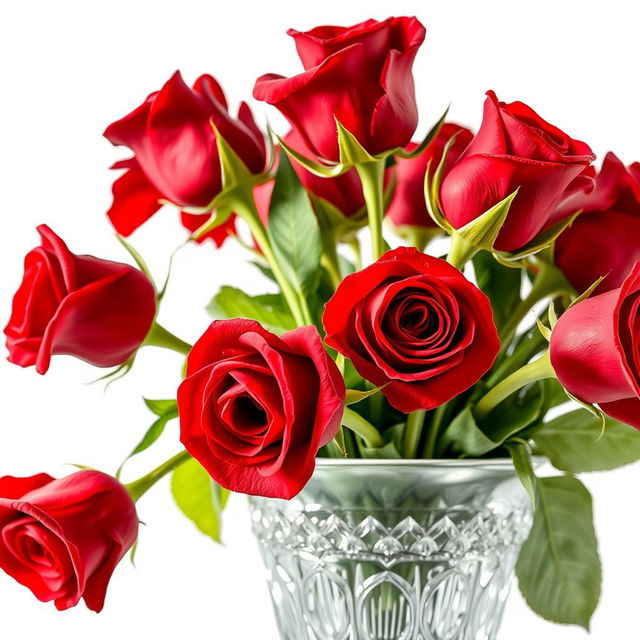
[
  {"x1": 440, "y1": 91, "x2": 595, "y2": 252},
  {"x1": 178, "y1": 319, "x2": 345, "y2": 499},
  {"x1": 254, "y1": 17, "x2": 426, "y2": 162},
  {"x1": 323, "y1": 247, "x2": 500, "y2": 412},
  {"x1": 4, "y1": 225, "x2": 156, "y2": 374},
  {"x1": 554, "y1": 152, "x2": 640, "y2": 293},
  {"x1": 387, "y1": 123, "x2": 473, "y2": 230},
  {"x1": 0, "y1": 471, "x2": 138, "y2": 612},
  {"x1": 104, "y1": 71, "x2": 266, "y2": 246},
  {"x1": 550, "y1": 261, "x2": 640, "y2": 429}
]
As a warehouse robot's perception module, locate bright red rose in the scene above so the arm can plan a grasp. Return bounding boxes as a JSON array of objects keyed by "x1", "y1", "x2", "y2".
[
  {"x1": 253, "y1": 17, "x2": 426, "y2": 162},
  {"x1": 550, "y1": 262, "x2": 640, "y2": 429},
  {"x1": 323, "y1": 247, "x2": 500, "y2": 412},
  {"x1": 4, "y1": 225, "x2": 156, "y2": 374},
  {"x1": 180, "y1": 211, "x2": 238, "y2": 248},
  {"x1": 554, "y1": 153, "x2": 640, "y2": 293},
  {"x1": 440, "y1": 91, "x2": 595, "y2": 252},
  {"x1": 0, "y1": 471, "x2": 138, "y2": 612},
  {"x1": 387, "y1": 123, "x2": 473, "y2": 230},
  {"x1": 104, "y1": 71, "x2": 266, "y2": 244},
  {"x1": 177, "y1": 320, "x2": 345, "y2": 499}
]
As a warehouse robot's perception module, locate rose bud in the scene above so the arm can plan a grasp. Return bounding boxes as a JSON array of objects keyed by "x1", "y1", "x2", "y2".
[
  {"x1": 440, "y1": 91, "x2": 595, "y2": 252},
  {"x1": 387, "y1": 123, "x2": 473, "y2": 231},
  {"x1": 550, "y1": 262, "x2": 640, "y2": 429},
  {"x1": 104, "y1": 71, "x2": 266, "y2": 244},
  {"x1": 253, "y1": 17, "x2": 426, "y2": 162},
  {"x1": 554, "y1": 152, "x2": 640, "y2": 293},
  {"x1": 178, "y1": 319, "x2": 345, "y2": 499},
  {"x1": 4, "y1": 225, "x2": 156, "y2": 374},
  {"x1": 0, "y1": 471, "x2": 138, "y2": 612},
  {"x1": 323, "y1": 247, "x2": 500, "y2": 412}
]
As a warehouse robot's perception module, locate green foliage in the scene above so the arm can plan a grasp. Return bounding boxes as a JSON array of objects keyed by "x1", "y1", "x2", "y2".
[
  {"x1": 532, "y1": 409, "x2": 640, "y2": 472},
  {"x1": 207, "y1": 286, "x2": 296, "y2": 333},
  {"x1": 171, "y1": 458, "x2": 230, "y2": 544},
  {"x1": 517, "y1": 476, "x2": 601, "y2": 629},
  {"x1": 267, "y1": 152, "x2": 322, "y2": 300}
]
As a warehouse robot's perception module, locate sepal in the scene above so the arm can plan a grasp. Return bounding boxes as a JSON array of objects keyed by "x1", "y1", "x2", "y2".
[{"x1": 395, "y1": 106, "x2": 450, "y2": 159}]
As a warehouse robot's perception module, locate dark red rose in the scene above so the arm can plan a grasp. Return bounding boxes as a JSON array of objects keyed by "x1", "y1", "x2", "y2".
[
  {"x1": 323, "y1": 247, "x2": 500, "y2": 412},
  {"x1": 0, "y1": 471, "x2": 138, "y2": 612},
  {"x1": 104, "y1": 71, "x2": 266, "y2": 244},
  {"x1": 253, "y1": 17, "x2": 426, "y2": 162},
  {"x1": 387, "y1": 123, "x2": 473, "y2": 230},
  {"x1": 440, "y1": 91, "x2": 595, "y2": 252},
  {"x1": 4, "y1": 225, "x2": 156, "y2": 374},
  {"x1": 554, "y1": 153, "x2": 640, "y2": 293},
  {"x1": 177, "y1": 320, "x2": 345, "y2": 499},
  {"x1": 550, "y1": 262, "x2": 640, "y2": 429}
]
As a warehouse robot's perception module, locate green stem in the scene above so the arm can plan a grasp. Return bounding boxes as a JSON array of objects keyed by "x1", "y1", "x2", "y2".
[
  {"x1": 475, "y1": 352, "x2": 556, "y2": 420},
  {"x1": 488, "y1": 328, "x2": 548, "y2": 387},
  {"x1": 498, "y1": 261, "x2": 573, "y2": 350},
  {"x1": 356, "y1": 160, "x2": 387, "y2": 262},
  {"x1": 232, "y1": 193, "x2": 312, "y2": 326},
  {"x1": 447, "y1": 232, "x2": 479, "y2": 270},
  {"x1": 422, "y1": 403, "x2": 449, "y2": 458},
  {"x1": 321, "y1": 235, "x2": 343, "y2": 289},
  {"x1": 404, "y1": 410, "x2": 426, "y2": 458},
  {"x1": 125, "y1": 450, "x2": 192, "y2": 502},
  {"x1": 144, "y1": 322, "x2": 192, "y2": 355},
  {"x1": 342, "y1": 407, "x2": 384, "y2": 448},
  {"x1": 349, "y1": 237, "x2": 363, "y2": 271}
]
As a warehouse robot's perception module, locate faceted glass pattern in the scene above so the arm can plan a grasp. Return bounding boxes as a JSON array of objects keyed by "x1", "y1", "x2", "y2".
[{"x1": 249, "y1": 459, "x2": 534, "y2": 640}]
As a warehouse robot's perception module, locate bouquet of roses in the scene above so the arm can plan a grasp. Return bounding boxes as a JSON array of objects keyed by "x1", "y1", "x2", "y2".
[{"x1": 2, "y1": 14, "x2": 640, "y2": 632}]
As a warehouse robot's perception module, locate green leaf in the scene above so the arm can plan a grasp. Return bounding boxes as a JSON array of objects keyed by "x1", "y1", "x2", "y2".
[
  {"x1": 116, "y1": 399, "x2": 179, "y2": 479},
  {"x1": 439, "y1": 406, "x2": 501, "y2": 456},
  {"x1": 144, "y1": 398, "x2": 178, "y2": 416},
  {"x1": 359, "y1": 422, "x2": 405, "y2": 459},
  {"x1": 345, "y1": 386, "x2": 386, "y2": 406},
  {"x1": 171, "y1": 458, "x2": 230, "y2": 544},
  {"x1": 532, "y1": 409, "x2": 640, "y2": 472},
  {"x1": 456, "y1": 189, "x2": 519, "y2": 250},
  {"x1": 516, "y1": 476, "x2": 601, "y2": 629},
  {"x1": 207, "y1": 286, "x2": 296, "y2": 333},
  {"x1": 267, "y1": 152, "x2": 322, "y2": 300},
  {"x1": 473, "y1": 252, "x2": 522, "y2": 330},
  {"x1": 505, "y1": 440, "x2": 538, "y2": 505}
]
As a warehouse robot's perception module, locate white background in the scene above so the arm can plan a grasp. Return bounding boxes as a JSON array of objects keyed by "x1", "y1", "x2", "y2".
[{"x1": 1, "y1": 0, "x2": 639, "y2": 638}]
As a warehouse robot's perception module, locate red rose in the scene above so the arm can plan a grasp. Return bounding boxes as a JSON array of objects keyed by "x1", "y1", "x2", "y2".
[
  {"x1": 177, "y1": 320, "x2": 345, "y2": 499},
  {"x1": 323, "y1": 247, "x2": 500, "y2": 412},
  {"x1": 4, "y1": 225, "x2": 156, "y2": 374},
  {"x1": 387, "y1": 123, "x2": 473, "y2": 230},
  {"x1": 104, "y1": 71, "x2": 266, "y2": 243},
  {"x1": 0, "y1": 471, "x2": 138, "y2": 612},
  {"x1": 554, "y1": 153, "x2": 640, "y2": 293},
  {"x1": 440, "y1": 91, "x2": 595, "y2": 252},
  {"x1": 253, "y1": 17, "x2": 426, "y2": 162},
  {"x1": 550, "y1": 262, "x2": 640, "y2": 429}
]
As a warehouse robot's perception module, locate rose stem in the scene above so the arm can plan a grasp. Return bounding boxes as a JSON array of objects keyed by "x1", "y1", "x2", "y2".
[
  {"x1": 341, "y1": 407, "x2": 384, "y2": 448},
  {"x1": 446, "y1": 232, "x2": 479, "y2": 270},
  {"x1": 403, "y1": 410, "x2": 426, "y2": 458},
  {"x1": 231, "y1": 190, "x2": 313, "y2": 326},
  {"x1": 125, "y1": 450, "x2": 192, "y2": 502},
  {"x1": 349, "y1": 237, "x2": 363, "y2": 271},
  {"x1": 475, "y1": 352, "x2": 556, "y2": 420},
  {"x1": 144, "y1": 322, "x2": 192, "y2": 355},
  {"x1": 356, "y1": 159, "x2": 387, "y2": 262},
  {"x1": 498, "y1": 261, "x2": 573, "y2": 353},
  {"x1": 321, "y1": 233, "x2": 343, "y2": 289},
  {"x1": 422, "y1": 403, "x2": 449, "y2": 458}
]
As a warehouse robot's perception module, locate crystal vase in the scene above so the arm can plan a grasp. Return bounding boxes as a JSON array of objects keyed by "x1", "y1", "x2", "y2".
[{"x1": 249, "y1": 459, "x2": 534, "y2": 640}]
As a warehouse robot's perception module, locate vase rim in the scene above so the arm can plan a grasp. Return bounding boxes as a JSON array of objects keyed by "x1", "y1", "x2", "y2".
[{"x1": 315, "y1": 456, "x2": 546, "y2": 469}]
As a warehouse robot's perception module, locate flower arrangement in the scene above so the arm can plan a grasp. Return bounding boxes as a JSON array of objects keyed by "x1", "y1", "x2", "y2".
[{"x1": 3, "y1": 14, "x2": 640, "y2": 633}]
